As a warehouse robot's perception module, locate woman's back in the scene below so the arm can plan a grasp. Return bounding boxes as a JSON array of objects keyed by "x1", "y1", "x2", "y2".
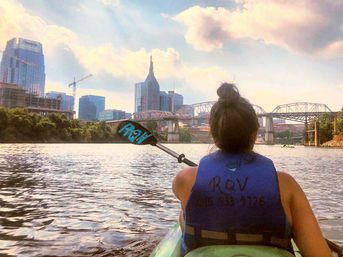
[
  {"x1": 173, "y1": 83, "x2": 331, "y2": 257},
  {"x1": 173, "y1": 161, "x2": 331, "y2": 257}
]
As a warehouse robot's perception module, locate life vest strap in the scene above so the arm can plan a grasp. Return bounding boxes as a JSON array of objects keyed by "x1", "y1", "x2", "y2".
[{"x1": 185, "y1": 225, "x2": 291, "y2": 248}]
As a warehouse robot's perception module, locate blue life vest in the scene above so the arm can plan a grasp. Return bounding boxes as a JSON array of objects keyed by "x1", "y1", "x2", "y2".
[{"x1": 181, "y1": 151, "x2": 292, "y2": 256}]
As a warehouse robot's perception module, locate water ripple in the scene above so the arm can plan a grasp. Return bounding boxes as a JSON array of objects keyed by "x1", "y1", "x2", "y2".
[{"x1": 0, "y1": 144, "x2": 342, "y2": 256}]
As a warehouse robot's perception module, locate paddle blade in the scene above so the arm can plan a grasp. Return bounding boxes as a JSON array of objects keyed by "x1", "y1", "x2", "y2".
[{"x1": 116, "y1": 120, "x2": 157, "y2": 145}]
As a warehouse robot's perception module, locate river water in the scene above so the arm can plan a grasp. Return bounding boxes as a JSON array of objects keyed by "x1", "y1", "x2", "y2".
[{"x1": 0, "y1": 144, "x2": 342, "y2": 256}]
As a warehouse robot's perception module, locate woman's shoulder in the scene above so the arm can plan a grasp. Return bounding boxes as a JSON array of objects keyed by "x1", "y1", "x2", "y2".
[
  {"x1": 277, "y1": 171, "x2": 298, "y2": 189},
  {"x1": 174, "y1": 166, "x2": 198, "y2": 185},
  {"x1": 276, "y1": 171, "x2": 304, "y2": 209},
  {"x1": 172, "y1": 166, "x2": 198, "y2": 201}
]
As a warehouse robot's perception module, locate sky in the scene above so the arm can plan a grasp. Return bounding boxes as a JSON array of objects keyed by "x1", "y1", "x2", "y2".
[{"x1": 0, "y1": 0, "x2": 343, "y2": 114}]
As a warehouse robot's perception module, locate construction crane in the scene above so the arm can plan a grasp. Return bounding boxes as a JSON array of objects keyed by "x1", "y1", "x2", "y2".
[
  {"x1": 0, "y1": 49, "x2": 37, "y2": 68},
  {"x1": 68, "y1": 74, "x2": 93, "y2": 111}
]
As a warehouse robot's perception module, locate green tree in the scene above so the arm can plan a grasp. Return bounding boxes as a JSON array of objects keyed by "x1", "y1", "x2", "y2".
[
  {"x1": 337, "y1": 106, "x2": 343, "y2": 135},
  {"x1": 275, "y1": 130, "x2": 294, "y2": 144},
  {"x1": 94, "y1": 121, "x2": 112, "y2": 142},
  {"x1": 309, "y1": 113, "x2": 335, "y2": 144},
  {"x1": 338, "y1": 106, "x2": 343, "y2": 120},
  {"x1": 0, "y1": 108, "x2": 8, "y2": 134},
  {"x1": 7, "y1": 108, "x2": 33, "y2": 141},
  {"x1": 179, "y1": 126, "x2": 192, "y2": 143},
  {"x1": 146, "y1": 121, "x2": 158, "y2": 132},
  {"x1": 70, "y1": 127, "x2": 84, "y2": 142},
  {"x1": 0, "y1": 107, "x2": 127, "y2": 143},
  {"x1": 35, "y1": 119, "x2": 56, "y2": 141},
  {"x1": 145, "y1": 121, "x2": 166, "y2": 142}
]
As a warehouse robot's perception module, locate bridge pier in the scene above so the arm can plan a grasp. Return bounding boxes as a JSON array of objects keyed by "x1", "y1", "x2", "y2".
[
  {"x1": 265, "y1": 116, "x2": 274, "y2": 145},
  {"x1": 168, "y1": 120, "x2": 179, "y2": 142},
  {"x1": 314, "y1": 121, "x2": 319, "y2": 147},
  {"x1": 303, "y1": 121, "x2": 309, "y2": 145}
]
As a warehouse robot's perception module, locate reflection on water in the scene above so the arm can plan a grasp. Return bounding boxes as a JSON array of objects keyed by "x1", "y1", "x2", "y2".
[{"x1": 0, "y1": 144, "x2": 342, "y2": 256}]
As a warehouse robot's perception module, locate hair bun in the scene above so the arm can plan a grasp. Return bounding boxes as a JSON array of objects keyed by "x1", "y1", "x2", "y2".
[{"x1": 217, "y1": 83, "x2": 240, "y2": 106}]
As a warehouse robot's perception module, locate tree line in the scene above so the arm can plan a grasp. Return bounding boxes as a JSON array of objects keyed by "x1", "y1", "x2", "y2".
[
  {"x1": 274, "y1": 130, "x2": 303, "y2": 145},
  {"x1": 0, "y1": 108, "x2": 192, "y2": 143},
  {"x1": 0, "y1": 108, "x2": 120, "y2": 143},
  {"x1": 308, "y1": 106, "x2": 343, "y2": 144}
]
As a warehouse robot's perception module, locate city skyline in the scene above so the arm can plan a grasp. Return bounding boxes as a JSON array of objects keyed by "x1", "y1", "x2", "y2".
[
  {"x1": 135, "y1": 56, "x2": 184, "y2": 114},
  {"x1": 0, "y1": 1, "x2": 342, "y2": 114}
]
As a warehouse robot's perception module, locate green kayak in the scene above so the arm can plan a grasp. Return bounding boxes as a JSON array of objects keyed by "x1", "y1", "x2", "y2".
[{"x1": 150, "y1": 222, "x2": 302, "y2": 257}]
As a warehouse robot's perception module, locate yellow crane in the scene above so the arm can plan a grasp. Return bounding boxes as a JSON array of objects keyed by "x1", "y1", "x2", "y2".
[{"x1": 68, "y1": 74, "x2": 93, "y2": 111}]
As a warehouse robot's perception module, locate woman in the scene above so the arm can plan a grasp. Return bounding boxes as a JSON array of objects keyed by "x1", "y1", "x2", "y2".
[{"x1": 172, "y1": 83, "x2": 331, "y2": 257}]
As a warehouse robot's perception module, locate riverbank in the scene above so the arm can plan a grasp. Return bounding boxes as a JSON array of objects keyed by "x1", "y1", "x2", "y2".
[{"x1": 321, "y1": 135, "x2": 343, "y2": 148}]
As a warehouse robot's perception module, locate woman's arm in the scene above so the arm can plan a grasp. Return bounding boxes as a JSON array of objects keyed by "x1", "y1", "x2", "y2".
[
  {"x1": 172, "y1": 166, "x2": 198, "y2": 229},
  {"x1": 280, "y1": 172, "x2": 331, "y2": 257}
]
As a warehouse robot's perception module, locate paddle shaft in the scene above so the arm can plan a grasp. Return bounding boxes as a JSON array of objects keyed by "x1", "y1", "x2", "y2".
[{"x1": 155, "y1": 143, "x2": 197, "y2": 167}]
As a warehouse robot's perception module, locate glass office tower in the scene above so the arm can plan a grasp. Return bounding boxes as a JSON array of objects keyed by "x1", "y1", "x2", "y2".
[
  {"x1": 78, "y1": 95, "x2": 105, "y2": 121},
  {"x1": 46, "y1": 91, "x2": 74, "y2": 111},
  {"x1": 0, "y1": 38, "x2": 46, "y2": 97},
  {"x1": 99, "y1": 109, "x2": 126, "y2": 121},
  {"x1": 160, "y1": 91, "x2": 171, "y2": 111},
  {"x1": 135, "y1": 82, "x2": 147, "y2": 113},
  {"x1": 134, "y1": 56, "x2": 160, "y2": 112},
  {"x1": 168, "y1": 91, "x2": 183, "y2": 112}
]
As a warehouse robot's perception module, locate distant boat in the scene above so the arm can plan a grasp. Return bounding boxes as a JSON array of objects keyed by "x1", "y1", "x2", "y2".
[
  {"x1": 282, "y1": 144, "x2": 295, "y2": 148},
  {"x1": 255, "y1": 135, "x2": 265, "y2": 144}
]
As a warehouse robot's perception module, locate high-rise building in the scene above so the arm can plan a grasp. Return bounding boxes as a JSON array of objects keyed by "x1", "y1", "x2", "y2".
[
  {"x1": 135, "y1": 82, "x2": 147, "y2": 113},
  {"x1": 168, "y1": 91, "x2": 183, "y2": 112},
  {"x1": 46, "y1": 91, "x2": 74, "y2": 111},
  {"x1": 134, "y1": 56, "x2": 160, "y2": 112},
  {"x1": 0, "y1": 38, "x2": 46, "y2": 97},
  {"x1": 78, "y1": 95, "x2": 105, "y2": 121},
  {"x1": 160, "y1": 91, "x2": 172, "y2": 111},
  {"x1": 99, "y1": 109, "x2": 126, "y2": 121}
]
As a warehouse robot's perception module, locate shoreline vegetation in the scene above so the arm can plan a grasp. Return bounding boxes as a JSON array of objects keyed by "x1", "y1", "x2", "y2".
[
  {"x1": 321, "y1": 135, "x2": 343, "y2": 148},
  {"x1": 0, "y1": 107, "x2": 342, "y2": 147},
  {"x1": 0, "y1": 107, "x2": 192, "y2": 143}
]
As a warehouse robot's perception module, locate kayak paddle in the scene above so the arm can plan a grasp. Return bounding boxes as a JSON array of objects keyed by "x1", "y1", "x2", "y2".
[
  {"x1": 116, "y1": 120, "x2": 197, "y2": 167},
  {"x1": 116, "y1": 120, "x2": 342, "y2": 255}
]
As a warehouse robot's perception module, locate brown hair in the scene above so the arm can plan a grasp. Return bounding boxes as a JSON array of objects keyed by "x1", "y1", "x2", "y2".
[{"x1": 210, "y1": 83, "x2": 259, "y2": 153}]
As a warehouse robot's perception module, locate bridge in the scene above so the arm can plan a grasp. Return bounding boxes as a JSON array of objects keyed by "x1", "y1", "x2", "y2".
[{"x1": 107, "y1": 102, "x2": 338, "y2": 144}]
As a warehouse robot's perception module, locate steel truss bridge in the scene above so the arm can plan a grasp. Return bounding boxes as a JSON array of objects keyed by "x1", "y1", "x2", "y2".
[{"x1": 132, "y1": 102, "x2": 338, "y2": 123}]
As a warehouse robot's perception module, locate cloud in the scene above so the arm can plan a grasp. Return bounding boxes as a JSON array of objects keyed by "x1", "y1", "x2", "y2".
[
  {"x1": 0, "y1": 0, "x2": 232, "y2": 108},
  {"x1": 184, "y1": 66, "x2": 231, "y2": 98},
  {"x1": 173, "y1": 6, "x2": 232, "y2": 51},
  {"x1": 97, "y1": 0, "x2": 120, "y2": 8},
  {"x1": 71, "y1": 44, "x2": 231, "y2": 98},
  {"x1": 173, "y1": 1, "x2": 343, "y2": 57},
  {"x1": 71, "y1": 45, "x2": 180, "y2": 81},
  {"x1": 0, "y1": 0, "x2": 77, "y2": 55}
]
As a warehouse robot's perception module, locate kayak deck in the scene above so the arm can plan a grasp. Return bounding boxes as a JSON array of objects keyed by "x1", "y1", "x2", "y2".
[{"x1": 150, "y1": 222, "x2": 302, "y2": 257}]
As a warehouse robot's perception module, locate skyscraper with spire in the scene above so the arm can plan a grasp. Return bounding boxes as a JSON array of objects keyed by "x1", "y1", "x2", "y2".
[{"x1": 134, "y1": 56, "x2": 160, "y2": 112}]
